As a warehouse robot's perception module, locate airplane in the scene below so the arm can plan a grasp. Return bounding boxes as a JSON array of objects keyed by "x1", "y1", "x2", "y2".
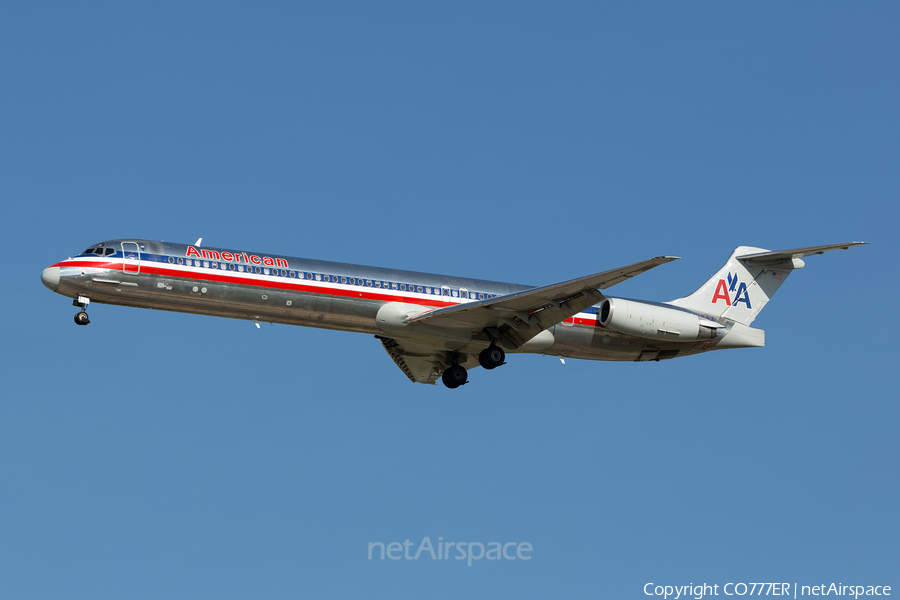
[{"x1": 41, "y1": 239, "x2": 866, "y2": 388}]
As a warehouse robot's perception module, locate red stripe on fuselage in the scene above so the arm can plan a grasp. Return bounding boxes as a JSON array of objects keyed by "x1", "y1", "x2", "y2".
[
  {"x1": 54, "y1": 259, "x2": 456, "y2": 308},
  {"x1": 54, "y1": 259, "x2": 607, "y2": 326}
]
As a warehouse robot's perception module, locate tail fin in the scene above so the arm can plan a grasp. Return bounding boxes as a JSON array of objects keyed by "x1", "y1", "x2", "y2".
[{"x1": 668, "y1": 242, "x2": 866, "y2": 325}]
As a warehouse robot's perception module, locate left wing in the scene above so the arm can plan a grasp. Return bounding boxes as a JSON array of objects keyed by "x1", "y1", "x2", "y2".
[{"x1": 405, "y1": 256, "x2": 679, "y2": 349}]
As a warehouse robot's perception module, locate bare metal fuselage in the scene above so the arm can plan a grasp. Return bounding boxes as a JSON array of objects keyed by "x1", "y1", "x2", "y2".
[{"x1": 43, "y1": 239, "x2": 712, "y2": 365}]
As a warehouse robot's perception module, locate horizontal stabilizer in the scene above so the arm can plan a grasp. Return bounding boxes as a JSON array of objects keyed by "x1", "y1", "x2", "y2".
[{"x1": 737, "y1": 242, "x2": 867, "y2": 266}]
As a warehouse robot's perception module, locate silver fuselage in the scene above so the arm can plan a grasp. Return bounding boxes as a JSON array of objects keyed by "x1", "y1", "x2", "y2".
[{"x1": 42, "y1": 239, "x2": 721, "y2": 363}]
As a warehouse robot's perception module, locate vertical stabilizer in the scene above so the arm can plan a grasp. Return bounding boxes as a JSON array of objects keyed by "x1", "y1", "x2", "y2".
[
  {"x1": 667, "y1": 246, "x2": 796, "y2": 325},
  {"x1": 667, "y1": 242, "x2": 866, "y2": 325}
]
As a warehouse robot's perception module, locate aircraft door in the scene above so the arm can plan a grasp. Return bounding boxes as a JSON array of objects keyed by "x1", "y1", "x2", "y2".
[{"x1": 121, "y1": 242, "x2": 141, "y2": 274}]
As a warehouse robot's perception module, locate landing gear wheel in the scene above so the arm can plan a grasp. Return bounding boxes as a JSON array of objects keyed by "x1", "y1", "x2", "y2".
[
  {"x1": 74, "y1": 311, "x2": 90, "y2": 326},
  {"x1": 479, "y1": 346, "x2": 505, "y2": 370},
  {"x1": 442, "y1": 365, "x2": 468, "y2": 389}
]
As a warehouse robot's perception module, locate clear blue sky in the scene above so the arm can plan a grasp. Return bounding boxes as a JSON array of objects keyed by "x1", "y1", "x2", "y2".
[{"x1": 2, "y1": 3, "x2": 897, "y2": 598}]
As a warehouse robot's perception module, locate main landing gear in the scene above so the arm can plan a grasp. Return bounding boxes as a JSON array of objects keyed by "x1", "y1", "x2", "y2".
[
  {"x1": 478, "y1": 345, "x2": 506, "y2": 370},
  {"x1": 73, "y1": 296, "x2": 90, "y2": 326},
  {"x1": 442, "y1": 365, "x2": 468, "y2": 389},
  {"x1": 442, "y1": 345, "x2": 506, "y2": 389}
]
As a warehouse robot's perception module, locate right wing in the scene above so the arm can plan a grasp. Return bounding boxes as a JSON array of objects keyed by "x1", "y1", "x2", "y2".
[
  {"x1": 375, "y1": 335, "x2": 482, "y2": 385},
  {"x1": 376, "y1": 335, "x2": 444, "y2": 384}
]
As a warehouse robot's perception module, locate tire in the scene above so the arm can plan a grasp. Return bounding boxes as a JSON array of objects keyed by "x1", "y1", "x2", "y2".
[
  {"x1": 441, "y1": 365, "x2": 468, "y2": 389},
  {"x1": 74, "y1": 311, "x2": 90, "y2": 326},
  {"x1": 479, "y1": 346, "x2": 505, "y2": 370}
]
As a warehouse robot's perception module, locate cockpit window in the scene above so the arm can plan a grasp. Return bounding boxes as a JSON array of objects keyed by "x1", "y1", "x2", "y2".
[
  {"x1": 104, "y1": 248, "x2": 115, "y2": 256},
  {"x1": 84, "y1": 248, "x2": 95, "y2": 254},
  {"x1": 93, "y1": 248, "x2": 104, "y2": 255}
]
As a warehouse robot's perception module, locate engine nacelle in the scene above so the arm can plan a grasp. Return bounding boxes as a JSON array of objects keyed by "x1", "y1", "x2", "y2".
[
  {"x1": 376, "y1": 302, "x2": 472, "y2": 348},
  {"x1": 598, "y1": 298, "x2": 719, "y2": 341}
]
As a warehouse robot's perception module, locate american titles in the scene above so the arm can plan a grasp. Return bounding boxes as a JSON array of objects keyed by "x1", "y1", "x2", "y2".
[{"x1": 186, "y1": 246, "x2": 288, "y2": 268}]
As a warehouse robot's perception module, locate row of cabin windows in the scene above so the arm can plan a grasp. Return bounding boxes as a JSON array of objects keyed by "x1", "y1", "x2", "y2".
[{"x1": 165, "y1": 255, "x2": 494, "y2": 301}]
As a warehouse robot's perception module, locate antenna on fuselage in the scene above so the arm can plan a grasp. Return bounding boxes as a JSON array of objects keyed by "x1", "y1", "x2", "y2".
[{"x1": 195, "y1": 237, "x2": 202, "y2": 246}]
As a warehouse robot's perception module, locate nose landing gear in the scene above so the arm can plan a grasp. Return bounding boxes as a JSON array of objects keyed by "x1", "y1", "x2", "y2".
[{"x1": 73, "y1": 296, "x2": 91, "y2": 326}]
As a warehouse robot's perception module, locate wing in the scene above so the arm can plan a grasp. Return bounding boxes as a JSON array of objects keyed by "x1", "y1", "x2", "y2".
[
  {"x1": 404, "y1": 256, "x2": 679, "y2": 349},
  {"x1": 376, "y1": 335, "x2": 481, "y2": 385},
  {"x1": 376, "y1": 335, "x2": 443, "y2": 384}
]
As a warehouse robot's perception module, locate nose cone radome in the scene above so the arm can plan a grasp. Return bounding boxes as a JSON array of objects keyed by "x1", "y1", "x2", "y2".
[{"x1": 41, "y1": 266, "x2": 60, "y2": 292}]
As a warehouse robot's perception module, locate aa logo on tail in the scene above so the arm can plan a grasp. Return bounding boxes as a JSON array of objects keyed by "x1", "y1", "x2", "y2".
[{"x1": 711, "y1": 272, "x2": 751, "y2": 308}]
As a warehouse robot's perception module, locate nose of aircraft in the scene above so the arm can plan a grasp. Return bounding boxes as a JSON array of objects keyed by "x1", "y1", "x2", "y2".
[{"x1": 41, "y1": 266, "x2": 60, "y2": 292}]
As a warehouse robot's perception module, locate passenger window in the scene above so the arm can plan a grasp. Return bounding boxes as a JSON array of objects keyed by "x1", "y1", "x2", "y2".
[
  {"x1": 341, "y1": 276, "x2": 347, "y2": 284},
  {"x1": 255, "y1": 266, "x2": 261, "y2": 274},
  {"x1": 230, "y1": 264, "x2": 236, "y2": 271},
  {"x1": 391, "y1": 283, "x2": 398, "y2": 290},
  {"x1": 452, "y1": 290, "x2": 459, "y2": 297},
  {"x1": 399, "y1": 284, "x2": 406, "y2": 291},
  {"x1": 168, "y1": 257, "x2": 175, "y2": 264},
  {"x1": 203, "y1": 261, "x2": 209, "y2": 268},
  {"x1": 238, "y1": 265, "x2": 244, "y2": 272},
  {"x1": 177, "y1": 258, "x2": 184, "y2": 265},
  {"x1": 374, "y1": 281, "x2": 381, "y2": 288},
  {"x1": 366, "y1": 279, "x2": 372, "y2": 287}
]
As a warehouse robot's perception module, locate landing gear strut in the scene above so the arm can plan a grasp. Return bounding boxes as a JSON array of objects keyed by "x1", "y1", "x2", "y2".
[
  {"x1": 73, "y1": 296, "x2": 90, "y2": 326},
  {"x1": 442, "y1": 365, "x2": 468, "y2": 389},
  {"x1": 478, "y1": 345, "x2": 506, "y2": 370}
]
